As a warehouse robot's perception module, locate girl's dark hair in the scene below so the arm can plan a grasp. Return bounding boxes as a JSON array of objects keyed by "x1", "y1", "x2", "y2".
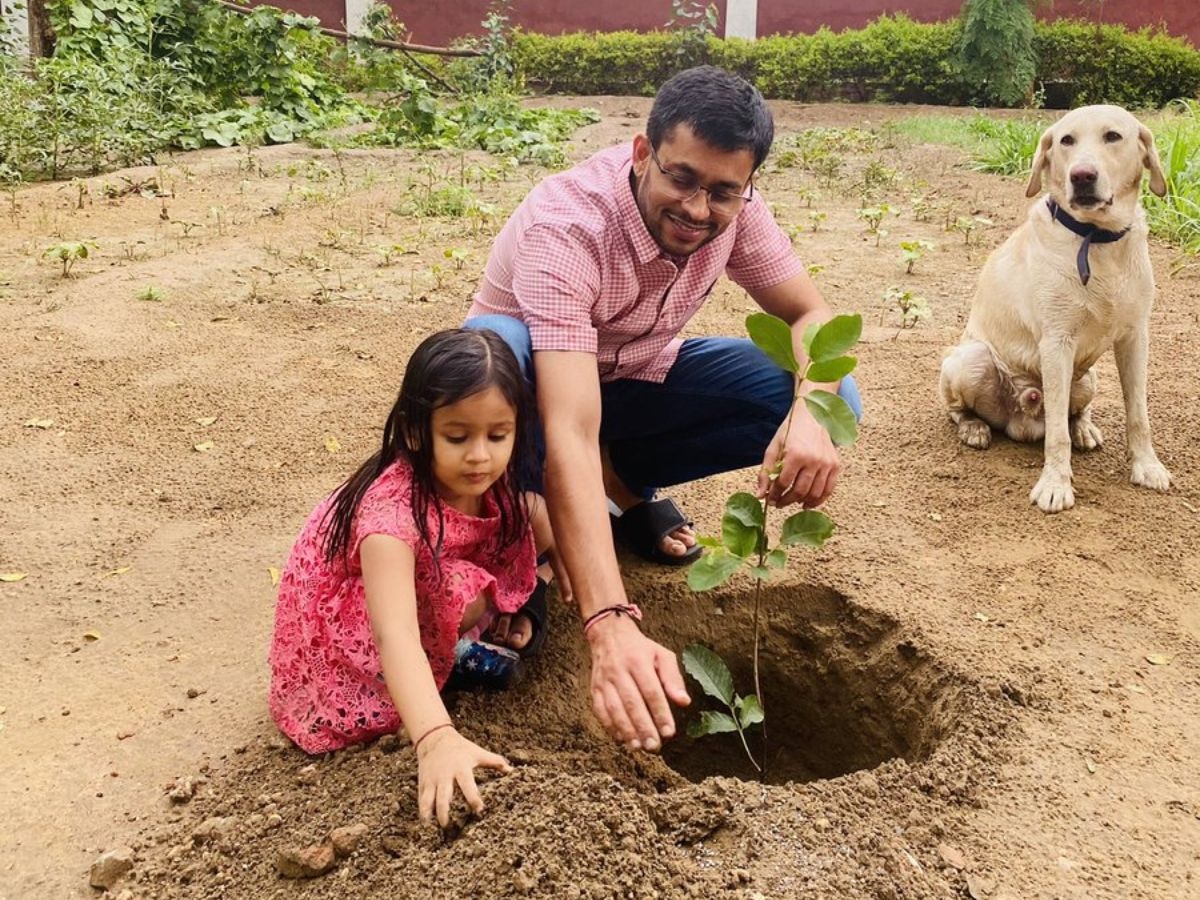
[
  {"x1": 321, "y1": 328, "x2": 535, "y2": 572},
  {"x1": 646, "y1": 65, "x2": 774, "y2": 171}
]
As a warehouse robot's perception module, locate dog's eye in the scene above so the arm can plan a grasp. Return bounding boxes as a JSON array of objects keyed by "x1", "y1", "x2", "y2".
[
  {"x1": 1103, "y1": 130, "x2": 1123, "y2": 143},
  {"x1": 1060, "y1": 135, "x2": 1076, "y2": 146}
]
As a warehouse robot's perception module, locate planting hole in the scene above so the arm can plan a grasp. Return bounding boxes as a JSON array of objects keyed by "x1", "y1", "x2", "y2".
[{"x1": 648, "y1": 584, "x2": 965, "y2": 785}]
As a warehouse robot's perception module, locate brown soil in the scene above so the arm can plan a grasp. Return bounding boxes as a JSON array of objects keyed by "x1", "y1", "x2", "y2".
[{"x1": 2, "y1": 99, "x2": 1198, "y2": 900}]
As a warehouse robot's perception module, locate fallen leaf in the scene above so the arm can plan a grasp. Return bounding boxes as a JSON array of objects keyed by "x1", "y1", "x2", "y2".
[
  {"x1": 965, "y1": 873, "x2": 993, "y2": 899},
  {"x1": 83, "y1": 631, "x2": 101, "y2": 642},
  {"x1": 1125, "y1": 683, "x2": 1146, "y2": 695},
  {"x1": 323, "y1": 434, "x2": 341, "y2": 454},
  {"x1": 23, "y1": 418, "x2": 54, "y2": 429},
  {"x1": 268, "y1": 566, "x2": 281, "y2": 586},
  {"x1": 973, "y1": 612, "x2": 990, "y2": 623},
  {"x1": 164, "y1": 320, "x2": 180, "y2": 329},
  {"x1": 195, "y1": 415, "x2": 218, "y2": 427},
  {"x1": 928, "y1": 512, "x2": 942, "y2": 522},
  {"x1": 104, "y1": 566, "x2": 132, "y2": 577},
  {"x1": 1085, "y1": 759, "x2": 1097, "y2": 774},
  {"x1": 193, "y1": 441, "x2": 214, "y2": 453},
  {"x1": 1145, "y1": 654, "x2": 1173, "y2": 666},
  {"x1": 1, "y1": 572, "x2": 28, "y2": 583}
]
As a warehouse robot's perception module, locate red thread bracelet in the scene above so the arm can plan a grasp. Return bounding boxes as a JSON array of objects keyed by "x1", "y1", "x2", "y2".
[
  {"x1": 412, "y1": 722, "x2": 453, "y2": 753},
  {"x1": 582, "y1": 603, "x2": 643, "y2": 635}
]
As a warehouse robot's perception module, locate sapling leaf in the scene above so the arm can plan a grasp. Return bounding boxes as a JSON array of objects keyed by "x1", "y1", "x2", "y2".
[
  {"x1": 696, "y1": 535, "x2": 722, "y2": 548},
  {"x1": 801, "y1": 321, "x2": 821, "y2": 359},
  {"x1": 805, "y1": 354, "x2": 857, "y2": 383},
  {"x1": 687, "y1": 550, "x2": 744, "y2": 592},
  {"x1": 804, "y1": 390, "x2": 859, "y2": 446},
  {"x1": 780, "y1": 510, "x2": 835, "y2": 548},
  {"x1": 766, "y1": 548, "x2": 788, "y2": 569},
  {"x1": 737, "y1": 695, "x2": 764, "y2": 728},
  {"x1": 687, "y1": 711, "x2": 738, "y2": 737},
  {"x1": 724, "y1": 492, "x2": 765, "y2": 529},
  {"x1": 682, "y1": 644, "x2": 735, "y2": 706},
  {"x1": 747, "y1": 565, "x2": 774, "y2": 581},
  {"x1": 745, "y1": 313, "x2": 799, "y2": 374},
  {"x1": 807, "y1": 314, "x2": 863, "y2": 363}
]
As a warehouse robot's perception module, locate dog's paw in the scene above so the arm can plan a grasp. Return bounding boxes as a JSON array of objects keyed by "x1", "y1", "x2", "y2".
[
  {"x1": 958, "y1": 419, "x2": 992, "y2": 450},
  {"x1": 1030, "y1": 470, "x2": 1075, "y2": 513},
  {"x1": 1070, "y1": 418, "x2": 1103, "y2": 451},
  {"x1": 1131, "y1": 459, "x2": 1172, "y2": 492}
]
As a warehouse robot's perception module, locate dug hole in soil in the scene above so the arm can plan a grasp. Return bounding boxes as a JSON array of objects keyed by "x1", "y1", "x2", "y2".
[{"x1": 1, "y1": 97, "x2": 1198, "y2": 900}]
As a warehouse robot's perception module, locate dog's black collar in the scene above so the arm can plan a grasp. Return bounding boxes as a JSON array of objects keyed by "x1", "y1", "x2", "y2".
[{"x1": 1046, "y1": 198, "x2": 1130, "y2": 286}]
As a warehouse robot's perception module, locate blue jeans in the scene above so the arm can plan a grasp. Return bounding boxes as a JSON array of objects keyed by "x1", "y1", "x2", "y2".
[{"x1": 465, "y1": 315, "x2": 862, "y2": 498}]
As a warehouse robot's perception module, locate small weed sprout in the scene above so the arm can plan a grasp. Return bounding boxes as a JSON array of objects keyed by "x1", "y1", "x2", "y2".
[
  {"x1": 899, "y1": 239, "x2": 935, "y2": 274},
  {"x1": 375, "y1": 243, "x2": 410, "y2": 266},
  {"x1": 856, "y1": 203, "x2": 892, "y2": 245},
  {"x1": 806, "y1": 263, "x2": 825, "y2": 279},
  {"x1": 910, "y1": 193, "x2": 934, "y2": 223},
  {"x1": 784, "y1": 224, "x2": 802, "y2": 244},
  {"x1": 685, "y1": 312, "x2": 861, "y2": 777},
  {"x1": 429, "y1": 263, "x2": 446, "y2": 290},
  {"x1": 136, "y1": 285, "x2": 166, "y2": 302},
  {"x1": 809, "y1": 210, "x2": 827, "y2": 233},
  {"x1": 43, "y1": 241, "x2": 96, "y2": 278},
  {"x1": 953, "y1": 215, "x2": 993, "y2": 245},
  {"x1": 883, "y1": 286, "x2": 930, "y2": 328},
  {"x1": 175, "y1": 220, "x2": 203, "y2": 238},
  {"x1": 443, "y1": 247, "x2": 468, "y2": 270},
  {"x1": 796, "y1": 187, "x2": 817, "y2": 208}
]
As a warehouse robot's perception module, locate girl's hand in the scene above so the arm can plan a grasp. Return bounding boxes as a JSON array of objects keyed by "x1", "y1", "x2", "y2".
[{"x1": 416, "y1": 727, "x2": 512, "y2": 828}]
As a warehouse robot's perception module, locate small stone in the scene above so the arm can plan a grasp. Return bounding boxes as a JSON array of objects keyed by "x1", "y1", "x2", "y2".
[
  {"x1": 814, "y1": 817, "x2": 831, "y2": 832},
  {"x1": 115, "y1": 730, "x2": 135, "y2": 741},
  {"x1": 276, "y1": 843, "x2": 336, "y2": 879},
  {"x1": 376, "y1": 733, "x2": 398, "y2": 753},
  {"x1": 938, "y1": 842, "x2": 967, "y2": 870},
  {"x1": 192, "y1": 816, "x2": 235, "y2": 845},
  {"x1": 857, "y1": 772, "x2": 881, "y2": 799},
  {"x1": 380, "y1": 835, "x2": 406, "y2": 857},
  {"x1": 186, "y1": 688, "x2": 200, "y2": 699},
  {"x1": 297, "y1": 764, "x2": 319, "y2": 785},
  {"x1": 265, "y1": 814, "x2": 283, "y2": 829},
  {"x1": 330, "y1": 823, "x2": 369, "y2": 858},
  {"x1": 167, "y1": 776, "x2": 199, "y2": 803},
  {"x1": 89, "y1": 847, "x2": 134, "y2": 890},
  {"x1": 508, "y1": 747, "x2": 533, "y2": 765}
]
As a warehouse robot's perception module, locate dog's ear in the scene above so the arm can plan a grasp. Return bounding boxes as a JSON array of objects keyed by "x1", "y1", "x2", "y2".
[
  {"x1": 1025, "y1": 126, "x2": 1055, "y2": 198},
  {"x1": 1138, "y1": 124, "x2": 1167, "y2": 198}
]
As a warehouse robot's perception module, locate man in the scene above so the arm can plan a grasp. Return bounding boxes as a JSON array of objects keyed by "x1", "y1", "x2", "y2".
[{"x1": 466, "y1": 66, "x2": 860, "y2": 753}]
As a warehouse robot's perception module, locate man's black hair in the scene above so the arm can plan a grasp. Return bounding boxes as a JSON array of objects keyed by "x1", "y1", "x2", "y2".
[{"x1": 646, "y1": 66, "x2": 774, "y2": 171}]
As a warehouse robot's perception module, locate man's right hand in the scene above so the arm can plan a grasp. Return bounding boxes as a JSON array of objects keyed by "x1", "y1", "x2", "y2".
[{"x1": 585, "y1": 613, "x2": 690, "y2": 751}]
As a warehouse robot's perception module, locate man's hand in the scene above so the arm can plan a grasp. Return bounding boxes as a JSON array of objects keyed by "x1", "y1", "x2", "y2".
[
  {"x1": 586, "y1": 614, "x2": 690, "y2": 751},
  {"x1": 756, "y1": 403, "x2": 841, "y2": 509}
]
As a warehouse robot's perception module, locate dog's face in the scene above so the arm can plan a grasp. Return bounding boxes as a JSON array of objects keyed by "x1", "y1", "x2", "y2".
[{"x1": 1025, "y1": 105, "x2": 1167, "y2": 225}]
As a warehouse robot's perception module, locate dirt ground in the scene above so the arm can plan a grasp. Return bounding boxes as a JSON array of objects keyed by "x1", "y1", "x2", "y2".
[{"x1": 1, "y1": 97, "x2": 1198, "y2": 900}]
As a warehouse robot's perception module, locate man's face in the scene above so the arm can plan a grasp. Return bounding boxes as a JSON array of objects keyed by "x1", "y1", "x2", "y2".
[{"x1": 632, "y1": 124, "x2": 755, "y2": 257}]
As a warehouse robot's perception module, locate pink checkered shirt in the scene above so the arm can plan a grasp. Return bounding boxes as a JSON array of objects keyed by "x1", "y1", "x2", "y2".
[{"x1": 469, "y1": 144, "x2": 804, "y2": 383}]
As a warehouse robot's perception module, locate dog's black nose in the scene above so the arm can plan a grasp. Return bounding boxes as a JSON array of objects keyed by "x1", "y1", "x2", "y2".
[{"x1": 1070, "y1": 166, "x2": 1098, "y2": 186}]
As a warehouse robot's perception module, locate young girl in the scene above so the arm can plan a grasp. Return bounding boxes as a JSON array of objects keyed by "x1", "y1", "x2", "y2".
[{"x1": 269, "y1": 328, "x2": 564, "y2": 828}]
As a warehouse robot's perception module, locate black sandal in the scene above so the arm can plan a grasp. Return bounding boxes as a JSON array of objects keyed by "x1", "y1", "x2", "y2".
[
  {"x1": 447, "y1": 578, "x2": 549, "y2": 691},
  {"x1": 610, "y1": 498, "x2": 702, "y2": 567}
]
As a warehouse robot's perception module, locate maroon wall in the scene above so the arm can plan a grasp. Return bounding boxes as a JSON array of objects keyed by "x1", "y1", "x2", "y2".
[{"x1": 281, "y1": 1, "x2": 1200, "y2": 50}]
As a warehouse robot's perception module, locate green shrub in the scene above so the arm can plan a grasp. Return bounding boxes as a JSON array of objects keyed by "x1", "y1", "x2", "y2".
[
  {"x1": 1034, "y1": 21, "x2": 1200, "y2": 108},
  {"x1": 512, "y1": 14, "x2": 1200, "y2": 109},
  {"x1": 957, "y1": 0, "x2": 1037, "y2": 107}
]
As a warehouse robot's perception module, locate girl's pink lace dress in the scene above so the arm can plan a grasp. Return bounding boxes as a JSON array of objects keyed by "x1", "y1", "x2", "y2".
[{"x1": 268, "y1": 460, "x2": 536, "y2": 753}]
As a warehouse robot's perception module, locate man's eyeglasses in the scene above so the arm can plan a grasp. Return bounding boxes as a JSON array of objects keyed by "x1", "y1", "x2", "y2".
[{"x1": 648, "y1": 146, "x2": 754, "y2": 217}]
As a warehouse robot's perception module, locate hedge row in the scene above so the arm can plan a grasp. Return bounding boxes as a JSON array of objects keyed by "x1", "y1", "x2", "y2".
[{"x1": 511, "y1": 15, "x2": 1200, "y2": 108}]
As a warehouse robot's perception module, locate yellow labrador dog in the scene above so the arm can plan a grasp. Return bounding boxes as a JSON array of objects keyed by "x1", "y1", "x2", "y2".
[{"x1": 940, "y1": 105, "x2": 1171, "y2": 512}]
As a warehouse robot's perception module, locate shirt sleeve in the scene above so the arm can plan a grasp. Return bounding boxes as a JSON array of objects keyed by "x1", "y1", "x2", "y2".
[
  {"x1": 510, "y1": 223, "x2": 604, "y2": 354},
  {"x1": 724, "y1": 195, "x2": 806, "y2": 292}
]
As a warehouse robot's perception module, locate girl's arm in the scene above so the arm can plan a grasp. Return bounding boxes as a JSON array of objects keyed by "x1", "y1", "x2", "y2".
[
  {"x1": 360, "y1": 534, "x2": 512, "y2": 827},
  {"x1": 526, "y1": 492, "x2": 573, "y2": 604}
]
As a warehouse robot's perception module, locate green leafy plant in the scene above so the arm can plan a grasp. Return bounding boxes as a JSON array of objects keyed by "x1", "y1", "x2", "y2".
[
  {"x1": 953, "y1": 215, "x2": 993, "y2": 245},
  {"x1": 136, "y1": 284, "x2": 165, "y2": 302},
  {"x1": 883, "y1": 286, "x2": 930, "y2": 328},
  {"x1": 899, "y1": 239, "x2": 935, "y2": 274},
  {"x1": 42, "y1": 241, "x2": 96, "y2": 278},
  {"x1": 681, "y1": 645, "x2": 763, "y2": 769},
  {"x1": 956, "y1": 0, "x2": 1037, "y2": 107},
  {"x1": 808, "y1": 210, "x2": 827, "y2": 232},
  {"x1": 685, "y1": 312, "x2": 861, "y2": 777},
  {"x1": 856, "y1": 203, "x2": 892, "y2": 245},
  {"x1": 443, "y1": 247, "x2": 468, "y2": 270}
]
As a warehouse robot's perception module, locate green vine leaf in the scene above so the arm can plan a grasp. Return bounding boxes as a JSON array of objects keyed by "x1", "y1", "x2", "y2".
[
  {"x1": 722, "y1": 492, "x2": 765, "y2": 558},
  {"x1": 805, "y1": 354, "x2": 857, "y2": 383},
  {"x1": 746, "y1": 312, "x2": 799, "y2": 373},
  {"x1": 807, "y1": 314, "x2": 863, "y2": 363},
  {"x1": 687, "y1": 550, "x2": 744, "y2": 592},
  {"x1": 687, "y1": 710, "x2": 738, "y2": 737},
  {"x1": 780, "y1": 510, "x2": 835, "y2": 548},
  {"x1": 804, "y1": 390, "x2": 859, "y2": 445},
  {"x1": 682, "y1": 644, "x2": 735, "y2": 706}
]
